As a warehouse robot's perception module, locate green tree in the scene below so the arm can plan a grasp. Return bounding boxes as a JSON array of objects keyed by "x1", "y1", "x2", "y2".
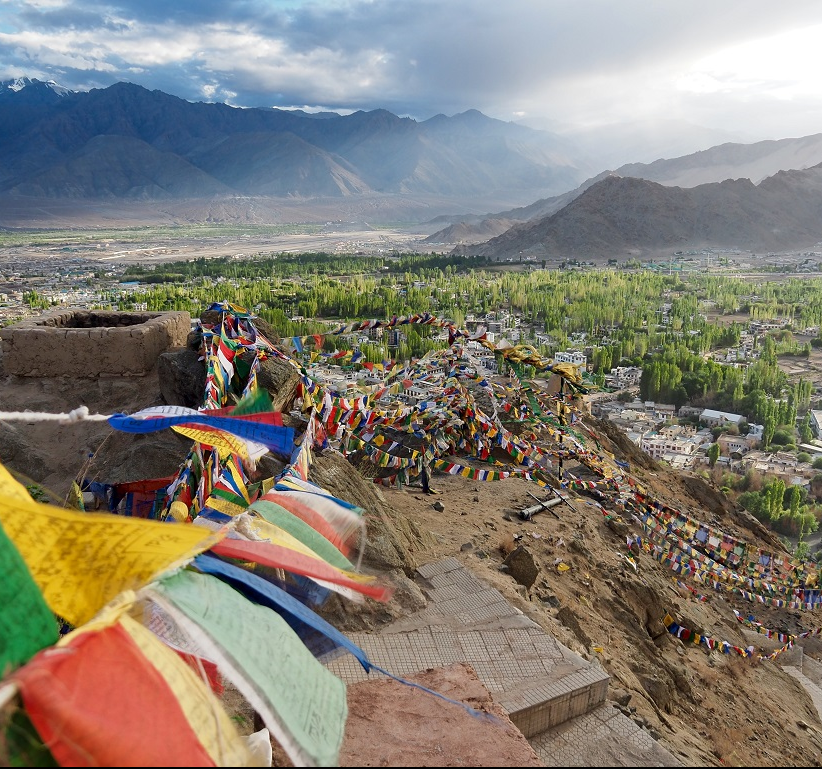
[{"x1": 765, "y1": 478, "x2": 786, "y2": 521}]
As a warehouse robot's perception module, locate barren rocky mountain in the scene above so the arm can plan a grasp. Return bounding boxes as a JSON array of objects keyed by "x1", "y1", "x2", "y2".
[
  {"x1": 3, "y1": 319, "x2": 822, "y2": 767},
  {"x1": 0, "y1": 79, "x2": 591, "y2": 212},
  {"x1": 449, "y1": 165, "x2": 822, "y2": 261},
  {"x1": 4, "y1": 78, "x2": 822, "y2": 239}
]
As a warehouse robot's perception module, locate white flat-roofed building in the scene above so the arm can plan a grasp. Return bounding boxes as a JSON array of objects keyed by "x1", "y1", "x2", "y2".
[{"x1": 553, "y1": 350, "x2": 587, "y2": 366}]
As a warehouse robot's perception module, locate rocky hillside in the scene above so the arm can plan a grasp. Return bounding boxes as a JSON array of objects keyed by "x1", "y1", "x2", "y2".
[
  {"x1": 2, "y1": 321, "x2": 822, "y2": 766},
  {"x1": 450, "y1": 165, "x2": 822, "y2": 261}
]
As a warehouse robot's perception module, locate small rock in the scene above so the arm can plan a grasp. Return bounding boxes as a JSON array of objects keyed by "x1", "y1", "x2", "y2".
[
  {"x1": 540, "y1": 594, "x2": 561, "y2": 608},
  {"x1": 611, "y1": 689, "x2": 632, "y2": 707},
  {"x1": 432, "y1": 501, "x2": 445, "y2": 512},
  {"x1": 568, "y1": 537, "x2": 593, "y2": 560},
  {"x1": 503, "y1": 545, "x2": 540, "y2": 588},
  {"x1": 460, "y1": 542, "x2": 473, "y2": 552}
]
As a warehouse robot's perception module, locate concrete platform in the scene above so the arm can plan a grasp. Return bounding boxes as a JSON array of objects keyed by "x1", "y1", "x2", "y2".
[{"x1": 326, "y1": 557, "x2": 682, "y2": 766}]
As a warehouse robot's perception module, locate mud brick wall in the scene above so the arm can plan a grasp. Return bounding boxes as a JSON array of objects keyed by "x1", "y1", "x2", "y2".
[{"x1": 0, "y1": 309, "x2": 191, "y2": 377}]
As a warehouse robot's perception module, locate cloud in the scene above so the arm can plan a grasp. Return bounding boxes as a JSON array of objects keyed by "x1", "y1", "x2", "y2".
[{"x1": 2, "y1": 0, "x2": 822, "y2": 149}]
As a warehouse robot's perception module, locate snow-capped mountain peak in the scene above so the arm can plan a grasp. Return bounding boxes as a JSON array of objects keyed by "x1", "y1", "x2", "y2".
[{"x1": 2, "y1": 76, "x2": 73, "y2": 97}]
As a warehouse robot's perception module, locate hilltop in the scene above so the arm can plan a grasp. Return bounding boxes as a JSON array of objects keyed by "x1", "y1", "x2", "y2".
[
  {"x1": 2, "y1": 312, "x2": 822, "y2": 767},
  {"x1": 449, "y1": 165, "x2": 822, "y2": 262}
]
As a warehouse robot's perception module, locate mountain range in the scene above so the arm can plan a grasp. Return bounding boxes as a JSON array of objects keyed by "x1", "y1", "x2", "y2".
[
  {"x1": 3, "y1": 77, "x2": 822, "y2": 259},
  {"x1": 0, "y1": 77, "x2": 593, "y2": 208}
]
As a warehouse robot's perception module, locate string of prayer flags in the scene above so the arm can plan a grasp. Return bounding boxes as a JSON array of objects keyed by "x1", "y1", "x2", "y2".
[
  {"x1": 209, "y1": 535, "x2": 392, "y2": 602},
  {"x1": 249, "y1": 499, "x2": 355, "y2": 572},
  {"x1": 659, "y1": 612, "x2": 803, "y2": 660},
  {"x1": 261, "y1": 490, "x2": 359, "y2": 557},
  {"x1": 193, "y1": 553, "x2": 373, "y2": 669},
  {"x1": 731, "y1": 609, "x2": 822, "y2": 645},
  {"x1": 108, "y1": 405, "x2": 295, "y2": 459}
]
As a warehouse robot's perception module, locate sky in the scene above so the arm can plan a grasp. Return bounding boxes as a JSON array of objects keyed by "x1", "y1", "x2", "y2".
[{"x1": 2, "y1": 0, "x2": 822, "y2": 155}]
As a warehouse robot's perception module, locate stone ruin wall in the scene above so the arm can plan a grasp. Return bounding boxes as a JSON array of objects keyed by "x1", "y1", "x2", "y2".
[{"x1": 0, "y1": 309, "x2": 191, "y2": 377}]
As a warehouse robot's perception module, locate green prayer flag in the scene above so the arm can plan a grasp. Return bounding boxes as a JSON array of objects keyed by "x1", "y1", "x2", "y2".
[
  {"x1": 151, "y1": 569, "x2": 348, "y2": 768},
  {"x1": 0, "y1": 521, "x2": 59, "y2": 676}
]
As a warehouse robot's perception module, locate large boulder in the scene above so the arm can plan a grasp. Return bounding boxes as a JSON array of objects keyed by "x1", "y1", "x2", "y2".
[
  {"x1": 157, "y1": 348, "x2": 205, "y2": 408},
  {"x1": 337, "y1": 663, "x2": 544, "y2": 767},
  {"x1": 237, "y1": 349, "x2": 301, "y2": 412},
  {"x1": 503, "y1": 545, "x2": 540, "y2": 589}
]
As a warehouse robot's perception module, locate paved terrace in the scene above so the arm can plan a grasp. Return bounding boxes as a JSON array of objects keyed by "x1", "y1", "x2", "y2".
[{"x1": 326, "y1": 557, "x2": 682, "y2": 766}]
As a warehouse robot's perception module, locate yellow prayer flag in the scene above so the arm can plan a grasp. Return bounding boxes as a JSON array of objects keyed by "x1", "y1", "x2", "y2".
[
  {"x1": 171, "y1": 424, "x2": 253, "y2": 460},
  {"x1": 0, "y1": 462, "x2": 36, "y2": 502},
  {"x1": 0, "y1": 469, "x2": 225, "y2": 626},
  {"x1": 205, "y1": 495, "x2": 248, "y2": 517}
]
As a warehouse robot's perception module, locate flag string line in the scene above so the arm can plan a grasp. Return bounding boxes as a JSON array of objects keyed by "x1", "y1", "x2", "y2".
[{"x1": 0, "y1": 407, "x2": 112, "y2": 422}]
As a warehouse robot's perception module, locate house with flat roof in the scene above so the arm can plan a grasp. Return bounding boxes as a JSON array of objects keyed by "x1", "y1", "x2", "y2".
[{"x1": 700, "y1": 408, "x2": 744, "y2": 428}]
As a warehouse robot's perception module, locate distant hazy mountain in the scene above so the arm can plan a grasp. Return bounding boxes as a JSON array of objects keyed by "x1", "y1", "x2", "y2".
[
  {"x1": 450, "y1": 164, "x2": 822, "y2": 261},
  {"x1": 614, "y1": 134, "x2": 822, "y2": 188},
  {"x1": 5, "y1": 76, "x2": 822, "y2": 239},
  {"x1": 0, "y1": 78, "x2": 598, "y2": 212},
  {"x1": 430, "y1": 135, "x2": 822, "y2": 247}
]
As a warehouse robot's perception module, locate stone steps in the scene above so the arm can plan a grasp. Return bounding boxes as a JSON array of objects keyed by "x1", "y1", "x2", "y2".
[
  {"x1": 528, "y1": 702, "x2": 683, "y2": 767},
  {"x1": 325, "y1": 557, "x2": 677, "y2": 763}
]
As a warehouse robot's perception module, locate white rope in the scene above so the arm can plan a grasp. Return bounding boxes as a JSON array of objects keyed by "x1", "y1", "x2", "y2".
[{"x1": 0, "y1": 406, "x2": 112, "y2": 423}]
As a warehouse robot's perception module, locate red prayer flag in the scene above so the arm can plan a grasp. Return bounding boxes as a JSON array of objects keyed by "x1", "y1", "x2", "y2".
[{"x1": 13, "y1": 623, "x2": 216, "y2": 767}]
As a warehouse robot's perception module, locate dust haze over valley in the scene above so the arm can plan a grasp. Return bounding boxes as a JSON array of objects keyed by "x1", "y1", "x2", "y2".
[{"x1": 3, "y1": 78, "x2": 822, "y2": 264}]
